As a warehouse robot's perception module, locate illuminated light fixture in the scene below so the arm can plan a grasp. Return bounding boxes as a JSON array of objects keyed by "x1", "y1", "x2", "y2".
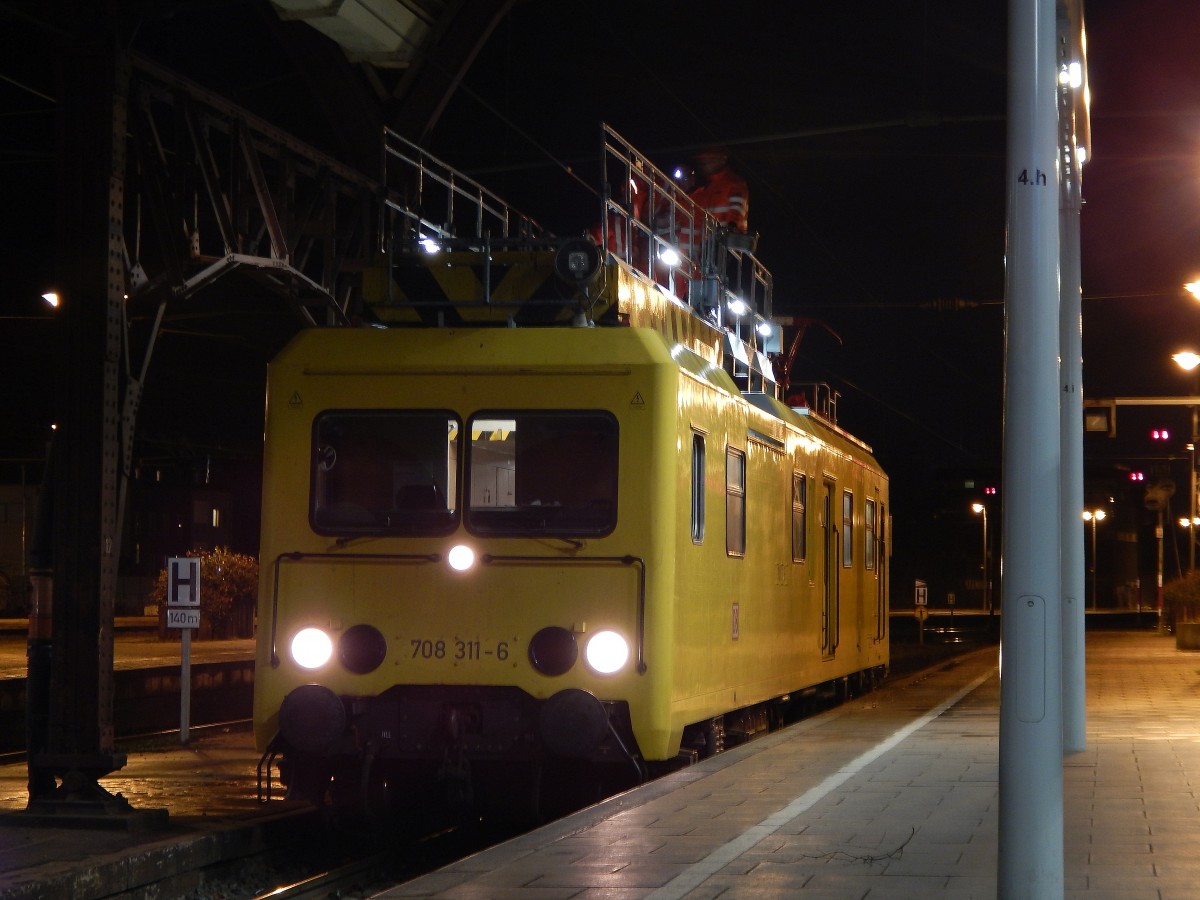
[
  {"x1": 420, "y1": 237, "x2": 441, "y2": 254},
  {"x1": 291, "y1": 627, "x2": 334, "y2": 670},
  {"x1": 1081, "y1": 509, "x2": 1106, "y2": 523},
  {"x1": 1185, "y1": 282, "x2": 1200, "y2": 302},
  {"x1": 1173, "y1": 350, "x2": 1200, "y2": 371},
  {"x1": 673, "y1": 167, "x2": 685, "y2": 180},
  {"x1": 41, "y1": 292, "x2": 60, "y2": 308},
  {"x1": 584, "y1": 630, "x2": 629, "y2": 675},
  {"x1": 727, "y1": 297, "x2": 749, "y2": 317},
  {"x1": 447, "y1": 544, "x2": 475, "y2": 572},
  {"x1": 658, "y1": 246, "x2": 681, "y2": 267},
  {"x1": 1058, "y1": 62, "x2": 1083, "y2": 89},
  {"x1": 1076, "y1": 147, "x2": 1087, "y2": 165},
  {"x1": 756, "y1": 320, "x2": 773, "y2": 338}
]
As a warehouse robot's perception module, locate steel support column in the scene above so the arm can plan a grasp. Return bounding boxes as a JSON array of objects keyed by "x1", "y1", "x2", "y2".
[{"x1": 999, "y1": 0, "x2": 1064, "y2": 893}]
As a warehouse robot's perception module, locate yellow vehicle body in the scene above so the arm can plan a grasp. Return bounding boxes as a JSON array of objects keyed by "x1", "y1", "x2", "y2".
[
  {"x1": 253, "y1": 261, "x2": 888, "y2": 776},
  {"x1": 253, "y1": 127, "x2": 887, "y2": 810}
]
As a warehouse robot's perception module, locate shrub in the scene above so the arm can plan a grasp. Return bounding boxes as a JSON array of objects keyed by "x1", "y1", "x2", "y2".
[
  {"x1": 1162, "y1": 570, "x2": 1200, "y2": 629},
  {"x1": 150, "y1": 547, "x2": 258, "y2": 639}
]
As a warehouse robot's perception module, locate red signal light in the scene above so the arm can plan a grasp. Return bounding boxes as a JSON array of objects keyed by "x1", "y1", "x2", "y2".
[
  {"x1": 1130, "y1": 471, "x2": 1145, "y2": 482},
  {"x1": 1151, "y1": 429, "x2": 1170, "y2": 441},
  {"x1": 984, "y1": 486, "x2": 997, "y2": 495}
]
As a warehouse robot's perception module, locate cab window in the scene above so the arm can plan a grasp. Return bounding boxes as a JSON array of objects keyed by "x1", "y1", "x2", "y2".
[
  {"x1": 466, "y1": 410, "x2": 618, "y2": 536},
  {"x1": 311, "y1": 410, "x2": 458, "y2": 536}
]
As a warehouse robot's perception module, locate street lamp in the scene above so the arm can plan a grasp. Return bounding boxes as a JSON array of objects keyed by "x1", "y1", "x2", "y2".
[
  {"x1": 971, "y1": 502, "x2": 989, "y2": 612},
  {"x1": 1082, "y1": 508, "x2": 1106, "y2": 610},
  {"x1": 1173, "y1": 351, "x2": 1200, "y2": 574}
]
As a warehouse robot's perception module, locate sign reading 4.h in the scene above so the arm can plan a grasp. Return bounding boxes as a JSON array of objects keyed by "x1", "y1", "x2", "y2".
[{"x1": 166, "y1": 557, "x2": 201, "y2": 629}]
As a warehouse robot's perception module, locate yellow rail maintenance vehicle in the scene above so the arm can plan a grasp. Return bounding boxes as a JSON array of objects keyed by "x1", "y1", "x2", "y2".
[{"x1": 254, "y1": 126, "x2": 889, "y2": 820}]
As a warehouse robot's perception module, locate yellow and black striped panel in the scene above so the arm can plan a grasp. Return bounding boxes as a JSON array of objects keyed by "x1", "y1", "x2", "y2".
[
  {"x1": 362, "y1": 249, "x2": 626, "y2": 326},
  {"x1": 361, "y1": 246, "x2": 726, "y2": 370}
]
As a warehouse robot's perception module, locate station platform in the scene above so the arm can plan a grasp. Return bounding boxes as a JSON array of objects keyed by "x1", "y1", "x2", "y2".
[
  {"x1": 375, "y1": 630, "x2": 1200, "y2": 900},
  {"x1": 0, "y1": 623, "x2": 254, "y2": 679},
  {"x1": 0, "y1": 725, "x2": 304, "y2": 900},
  {"x1": 0, "y1": 631, "x2": 1192, "y2": 898}
]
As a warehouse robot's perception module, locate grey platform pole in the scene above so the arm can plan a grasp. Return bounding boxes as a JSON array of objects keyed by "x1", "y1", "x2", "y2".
[
  {"x1": 1059, "y1": 22, "x2": 1087, "y2": 756},
  {"x1": 999, "y1": 0, "x2": 1064, "y2": 895}
]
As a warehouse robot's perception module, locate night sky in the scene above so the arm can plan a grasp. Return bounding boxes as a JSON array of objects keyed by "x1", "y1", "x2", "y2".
[{"x1": 2, "y1": 1, "x2": 1198, "y2": 575}]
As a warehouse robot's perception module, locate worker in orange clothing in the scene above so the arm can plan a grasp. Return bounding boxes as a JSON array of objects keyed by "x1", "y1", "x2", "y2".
[
  {"x1": 675, "y1": 146, "x2": 748, "y2": 262},
  {"x1": 588, "y1": 172, "x2": 649, "y2": 271}
]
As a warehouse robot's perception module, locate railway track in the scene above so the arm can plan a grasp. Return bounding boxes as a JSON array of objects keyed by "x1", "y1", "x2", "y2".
[
  {"x1": 247, "y1": 847, "x2": 419, "y2": 900},
  {"x1": 160, "y1": 814, "x2": 525, "y2": 900}
]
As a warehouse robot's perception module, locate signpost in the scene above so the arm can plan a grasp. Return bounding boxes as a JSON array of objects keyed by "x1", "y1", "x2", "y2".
[
  {"x1": 166, "y1": 557, "x2": 200, "y2": 742},
  {"x1": 915, "y1": 579, "x2": 928, "y2": 644}
]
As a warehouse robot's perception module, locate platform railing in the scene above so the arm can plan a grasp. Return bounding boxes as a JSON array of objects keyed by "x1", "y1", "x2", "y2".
[
  {"x1": 382, "y1": 127, "x2": 543, "y2": 245},
  {"x1": 599, "y1": 125, "x2": 774, "y2": 347}
]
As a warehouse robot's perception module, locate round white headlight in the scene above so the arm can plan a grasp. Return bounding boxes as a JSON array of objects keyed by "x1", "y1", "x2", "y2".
[
  {"x1": 585, "y1": 630, "x2": 629, "y2": 675},
  {"x1": 447, "y1": 544, "x2": 476, "y2": 572},
  {"x1": 291, "y1": 627, "x2": 333, "y2": 669}
]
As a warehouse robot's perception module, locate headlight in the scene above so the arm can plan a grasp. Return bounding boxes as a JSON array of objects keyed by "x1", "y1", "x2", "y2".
[
  {"x1": 291, "y1": 627, "x2": 334, "y2": 669},
  {"x1": 447, "y1": 544, "x2": 475, "y2": 572},
  {"x1": 528, "y1": 626, "x2": 578, "y2": 676},
  {"x1": 338, "y1": 623, "x2": 387, "y2": 674},
  {"x1": 584, "y1": 630, "x2": 629, "y2": 675}
]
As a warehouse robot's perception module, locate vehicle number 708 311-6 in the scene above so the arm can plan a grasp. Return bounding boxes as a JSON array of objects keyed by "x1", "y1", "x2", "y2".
[{"x1": 409, "y1": 638, "x2": 511, "y2": 661}]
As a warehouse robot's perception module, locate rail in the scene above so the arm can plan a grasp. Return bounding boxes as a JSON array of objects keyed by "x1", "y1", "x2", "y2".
[
  {"x1": 600, "y1": 125, "x2": 775, "y2": 347},
  {"x1": 383, "y1": 126, "x2": 543, "y2": 244},
  {"x1": 269, "y1": 549, "x2": 647, "y2": 674},
  {"x1": 270, "y1": 550, "x2": 441, "y2": 667},
  {"x1": 481, "y1": 553, "x2": 648, "y2": 674}
]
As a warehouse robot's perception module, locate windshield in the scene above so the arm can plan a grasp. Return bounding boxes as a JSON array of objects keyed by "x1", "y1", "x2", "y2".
[
  {"x1": 308, "y1": 409, "x2": 618, "y2": 537},
  {"x1": 466, "y1": 411, "x2": 619, "y2": 536},
  {"x1": 311, "y1": 411, "x2": 458, "y2": 536}
]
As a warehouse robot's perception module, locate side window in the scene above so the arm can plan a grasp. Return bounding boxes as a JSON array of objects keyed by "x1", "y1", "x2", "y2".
[
  {"x1": 726, "y1": 447, "x2": 746, "y2": 557},
  {"x1": 865, "y1": 498, "x2": 877, "y2": 570},
  {"x1": 691, "y1": 432, "x2": 706, "y2": 544},
  {"x1": 842, "y1": 489, "x2": 853, "y2": 568},
  {"x1": 791, "y1": 472, "x2": 807, "y2": 562}
]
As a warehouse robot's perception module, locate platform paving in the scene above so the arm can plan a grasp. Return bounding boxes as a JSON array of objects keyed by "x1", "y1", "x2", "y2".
[{"x1": 375, "y1": 630, "x2": 1200, "y2": 899}]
